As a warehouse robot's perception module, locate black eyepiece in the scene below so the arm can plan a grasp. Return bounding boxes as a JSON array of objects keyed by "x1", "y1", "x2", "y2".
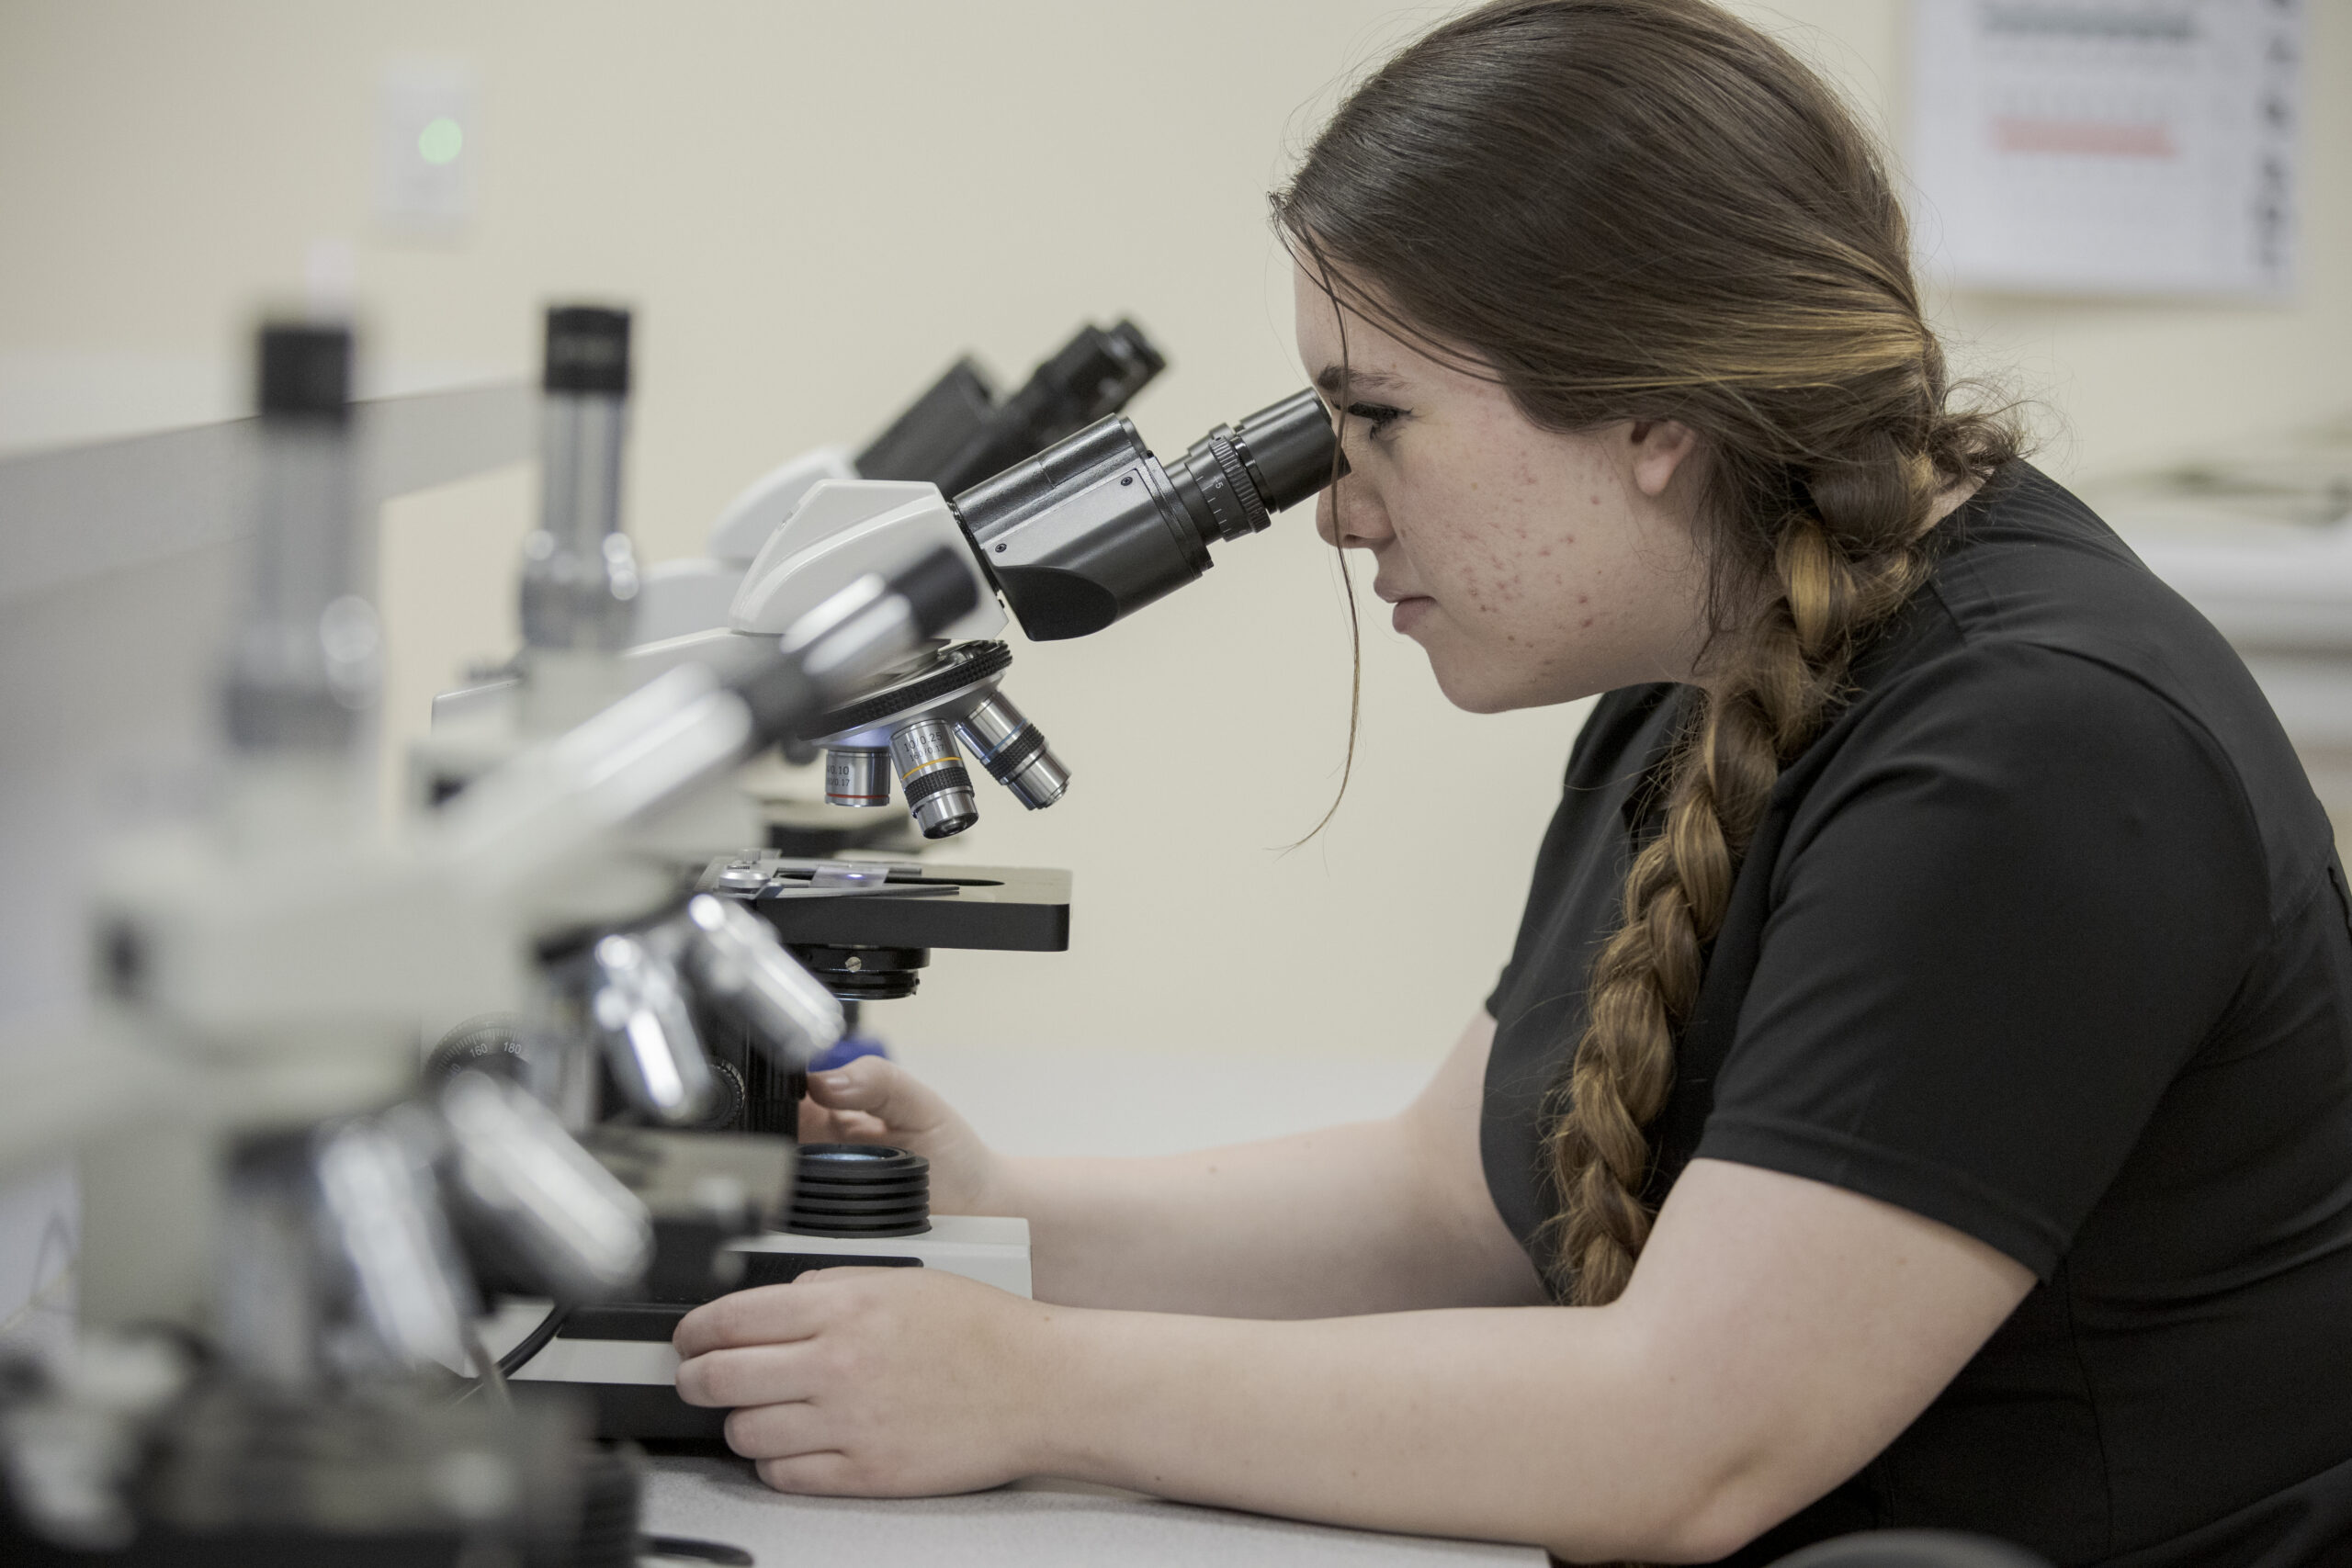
[
  {"x1": 1230, "y1": 389, "x2": 1345, "y2": 515},
  {"x1": 1162, "y1": 387, "x2": 1342, "y2": 545},
  {"x1": 256, "y1": 321, "x2": 352, "y2": 422},
  {"x1": 952, "y1": 387, "x2": 1347, "y2": 642},
  {"x1": 543, "y1": 305, "x2": 631, "y2": 395}
]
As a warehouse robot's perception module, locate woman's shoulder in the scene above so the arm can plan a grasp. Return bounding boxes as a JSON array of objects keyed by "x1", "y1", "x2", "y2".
[
  {"x1": 1829, "y1": 468, "x2": 2336, "y2": 921},
  {"x1": 1922, "y1": 461, "x2": 2238, "y2": 685}
]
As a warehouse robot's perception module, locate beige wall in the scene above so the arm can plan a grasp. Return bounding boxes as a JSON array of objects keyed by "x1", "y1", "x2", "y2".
[{"x1": 6, "y1": 3, "x2": 2348, "y2": 1111}]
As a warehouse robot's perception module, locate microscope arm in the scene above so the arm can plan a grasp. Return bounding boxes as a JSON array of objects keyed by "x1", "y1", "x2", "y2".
[
  {"x1": 438, "y1": 548, "x2": 979, "y2": 917},
  {"x1": 0, "y1": 1016, "x2": 196, "y2": 1191}
]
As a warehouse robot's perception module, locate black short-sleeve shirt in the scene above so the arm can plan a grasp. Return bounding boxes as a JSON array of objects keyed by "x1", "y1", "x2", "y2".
[{"x1": 1482, "y1": 466, "x2": 2352, "y2": 1567}]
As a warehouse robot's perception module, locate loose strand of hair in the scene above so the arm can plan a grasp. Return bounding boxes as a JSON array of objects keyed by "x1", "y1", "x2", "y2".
[{"x1": 1288, "y1": 248, "x2": 1364, "y2": 850}]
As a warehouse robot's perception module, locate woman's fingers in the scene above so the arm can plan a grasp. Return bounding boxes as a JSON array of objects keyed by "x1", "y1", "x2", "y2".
[
  {"x1": 671, "y1": 1269, "x2": 1044, "y2": 1499},
  {"x1": 723, "y1": 1399, "x2": 832, "y2": 1461},
  {"x1": 803, "y1": 1055, "x2": 952, "y2": 1134},
  {"x1": 676, "y1": 1344, "x2": 817, "y2": 1408},
  {"x1": 757, "y1": 1452, "x2": 862, "y2": 1494},
  {"x1": 797, "y1": 1102, "x2": 888, "y2": 1145},
  {"x1": 674, "y1": 1281, "x2": 824, "y2": 1358}
]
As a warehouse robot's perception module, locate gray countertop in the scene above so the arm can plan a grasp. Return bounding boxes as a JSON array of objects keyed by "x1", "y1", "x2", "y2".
[{"x1": 643, "y1": 1453, "x2": 1546, "y2": 1566}]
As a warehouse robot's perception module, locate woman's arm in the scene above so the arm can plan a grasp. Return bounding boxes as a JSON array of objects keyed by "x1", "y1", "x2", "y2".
[
  {"x1": 1007, "y1": 1010, "x2": 1545, "y2": 1314},
  {"x1": 803, "y1": 1011, "x2": 1546, "y2": 1316},
  {"x1": 675, "y1": 1156, "x2": 2033, "y2": 1561}
]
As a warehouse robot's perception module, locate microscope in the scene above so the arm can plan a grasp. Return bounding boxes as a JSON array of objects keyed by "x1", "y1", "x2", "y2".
[
  {"x1": 0, "y1": 318, "x2": 980, "y2": 1563},
  {"x1": 507, "y1": 380, "x2": 1344, "y2": 1439},
  {"x1": 434, "y1": 316, "x2": 1168, "y2": 870},
  {"x1": 397, "y1": 293, "x2": 1338, "y2": 1446}
]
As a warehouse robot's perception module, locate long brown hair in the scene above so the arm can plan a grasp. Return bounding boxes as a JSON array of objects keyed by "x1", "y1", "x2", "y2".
[{"x1": 1274, "y1": 0, "x2": 2020, "y2": 1305}]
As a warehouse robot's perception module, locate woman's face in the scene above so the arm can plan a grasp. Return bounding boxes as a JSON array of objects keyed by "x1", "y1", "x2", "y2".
[{"x1": 1293, "y1": 264, "x2": 1714, "y2": 714}]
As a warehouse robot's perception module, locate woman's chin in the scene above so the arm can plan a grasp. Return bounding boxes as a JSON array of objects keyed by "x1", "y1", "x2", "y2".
[
  {"x1": 1427, "y1": 658, "x2": 1519, "y2": 715},
  {"x1": 1425, "y1": 649, "x2": 1597, "y2": 715}
]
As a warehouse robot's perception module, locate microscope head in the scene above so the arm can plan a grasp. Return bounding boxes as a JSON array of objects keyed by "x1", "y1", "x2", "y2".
[
  {"x1": 729, "y1": 387, "x2": 1343, "y2": 840},
  {"x1": 854, "y1": 319, "x2": 1167, "y2": 497},
  {"x1": 704, "y1": 320, "x2": 1168, "y2": 575}
]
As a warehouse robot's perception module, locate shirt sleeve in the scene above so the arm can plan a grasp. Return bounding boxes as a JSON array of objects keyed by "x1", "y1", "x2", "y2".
[{"x1": 1693, "y1": 643, "x2": 2271, "y2": 1279}]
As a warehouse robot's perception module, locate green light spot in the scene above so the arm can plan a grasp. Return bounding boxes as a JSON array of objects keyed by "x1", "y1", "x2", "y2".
[{"x1": 417, "y1": 117, "x2": 464, "y2": 165}]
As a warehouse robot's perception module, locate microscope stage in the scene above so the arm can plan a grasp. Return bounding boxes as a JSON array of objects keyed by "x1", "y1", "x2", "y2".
[{"x1": 698, "y1": 856, "x2": 1070, "y2": 952}]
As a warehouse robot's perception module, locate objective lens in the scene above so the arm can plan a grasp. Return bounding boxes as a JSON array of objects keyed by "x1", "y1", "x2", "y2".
[
  {"x1": 824, "y1": 743, "x2": 894, "y2": 808},
  {"x1": 889, "y1": 717, "x2": 979, "y2": 839},
  {"x1": 952, "y1": 689, "x2": 1069, "y2": 810},
  {"x1": 586, "y1": 933, "x2": 714, "y2": 1123}
]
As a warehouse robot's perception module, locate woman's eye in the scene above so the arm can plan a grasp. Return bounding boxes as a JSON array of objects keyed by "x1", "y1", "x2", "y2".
[{"x1": 1345, "y1": 401, "x2": 1405, "y2": 437}]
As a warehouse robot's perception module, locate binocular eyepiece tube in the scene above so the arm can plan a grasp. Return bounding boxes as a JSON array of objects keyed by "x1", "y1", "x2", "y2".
[{"x1": 953, "y1": 386, "x2": 1341, "y2": 641}]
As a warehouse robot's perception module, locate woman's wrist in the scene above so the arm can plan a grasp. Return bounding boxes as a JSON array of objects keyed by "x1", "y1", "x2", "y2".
[
  {"x1": 1011, "y1": 1295, "x2": 1130, "y2": 1484},
  {"x1": 967, "y1": 1151, "x2": 1043, "y2": 1220}
]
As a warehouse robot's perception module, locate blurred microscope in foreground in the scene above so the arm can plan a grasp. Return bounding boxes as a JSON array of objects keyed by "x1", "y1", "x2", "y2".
[{"x1": 0, "y1": 319, "x2": 979, "y2": 1565}]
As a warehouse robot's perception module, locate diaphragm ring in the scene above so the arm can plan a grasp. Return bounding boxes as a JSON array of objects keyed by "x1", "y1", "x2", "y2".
[
  {"x1": 782, "y1": 1217, "x2": 932, "y2": 1237},
  {"x1": 797, "y1": 1144, "x2": 928, "y2": 1176}
]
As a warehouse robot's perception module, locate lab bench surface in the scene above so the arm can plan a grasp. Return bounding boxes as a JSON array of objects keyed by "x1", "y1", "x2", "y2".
[{"x1": 643, "y1": 1452, "x2": 1549, "y2": 1565}]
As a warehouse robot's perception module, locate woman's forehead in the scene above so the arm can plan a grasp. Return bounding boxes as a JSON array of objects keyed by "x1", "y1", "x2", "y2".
[{"x1": 1291, "y1": 270, "x2": 1428, "y2": 382}]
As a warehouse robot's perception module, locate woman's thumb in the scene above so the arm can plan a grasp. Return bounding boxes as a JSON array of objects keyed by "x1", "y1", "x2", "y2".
[{"x1": 804, "y1": 1054, "x2": 898, "y2": 1115}]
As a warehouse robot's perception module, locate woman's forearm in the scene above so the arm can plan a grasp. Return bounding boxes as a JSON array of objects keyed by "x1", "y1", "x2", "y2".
[
  {"x1": 987, "y1": 1014, "x2": 1541, "y2": 1318},
  {"x1": 1025, "y1": 1301, "x2": 1707, "y2": 1562},
  {"x1": 997, "y1": 1119, "x2": 1489, "y2": 1317}
]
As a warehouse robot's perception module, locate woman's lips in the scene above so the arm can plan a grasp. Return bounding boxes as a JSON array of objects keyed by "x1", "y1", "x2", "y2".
[{"x1": 1390, "y1": 595, "x2": 1434, "y2": 635}]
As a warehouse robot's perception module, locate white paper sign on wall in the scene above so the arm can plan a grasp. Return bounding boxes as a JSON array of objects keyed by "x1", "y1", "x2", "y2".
[{"x1": 1908, "y1": 0, "x2": 2303, "y2": 299}]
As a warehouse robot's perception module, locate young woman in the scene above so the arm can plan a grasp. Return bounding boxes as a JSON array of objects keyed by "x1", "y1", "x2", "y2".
[{"x1": 670, "y1": 4, "x2": 2352, "y2": 1562}]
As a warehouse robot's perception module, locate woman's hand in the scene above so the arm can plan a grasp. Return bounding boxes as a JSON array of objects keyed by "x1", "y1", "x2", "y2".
[
  {"x1": 798, "y1": 1056, "x2": 1010, "y2": 1214},
  {"x1": 673, "y1": 1268, "x2": 1056, "y2": 1495}
]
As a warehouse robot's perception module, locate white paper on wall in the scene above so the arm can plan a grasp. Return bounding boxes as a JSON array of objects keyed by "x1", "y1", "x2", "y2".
[{"x1": 1908, "y1": 0, "x2": 2303, "y2": 298}]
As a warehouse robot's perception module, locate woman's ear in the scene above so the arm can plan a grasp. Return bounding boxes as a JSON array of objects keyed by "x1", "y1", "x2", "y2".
[{"x1": 1625, "y1": 420, "x2": 1701, "y2": 498}]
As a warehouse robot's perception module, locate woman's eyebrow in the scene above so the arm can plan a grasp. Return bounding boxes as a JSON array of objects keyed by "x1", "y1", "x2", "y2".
[{"x1": 1314, "y1": 365, "x2": 1410, "y2": 400}]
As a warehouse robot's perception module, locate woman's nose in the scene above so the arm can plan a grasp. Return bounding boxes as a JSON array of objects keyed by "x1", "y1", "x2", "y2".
[{"x1": 1317, "y1": 478, "x2": 1386, "y2": 550}]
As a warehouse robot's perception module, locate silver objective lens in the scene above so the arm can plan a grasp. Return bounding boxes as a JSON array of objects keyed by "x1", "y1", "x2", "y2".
[
  {"x1": 952, "y1": 690, "x2": 1069, "y2": 809},
  {"x1": 587, "y1": 932, "x2": 715, "y2": 1122},
  {"x1": 439, "y1": 1070, "x2": 651, "y2": 1302},
  {"x1": 684, "y1": 894, "x2": 845, "y2": 1067},
  {"x1": 824, "y1": 732, "x2": 894, "y2": 809},
  {"x1": 312, "y1": 1119, "x2": 476, "y2": 1371},
  {"x1": 889, "y1": 717, "x2": 979, "y2": 839}
]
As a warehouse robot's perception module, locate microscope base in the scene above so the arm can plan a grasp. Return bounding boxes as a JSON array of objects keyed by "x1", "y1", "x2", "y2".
[{"x1": 496, "y1": 1215, "x2": 1031, "y2": 1440}]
